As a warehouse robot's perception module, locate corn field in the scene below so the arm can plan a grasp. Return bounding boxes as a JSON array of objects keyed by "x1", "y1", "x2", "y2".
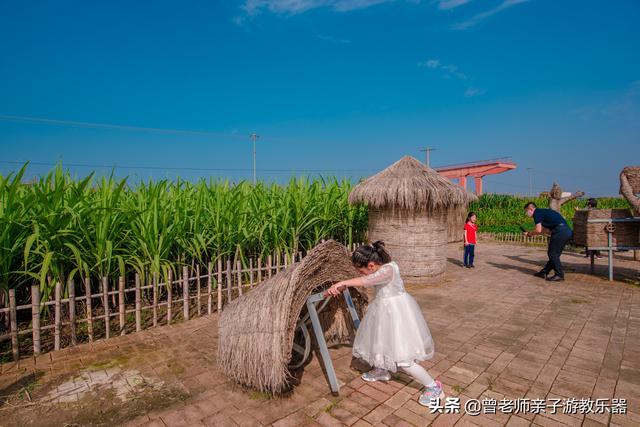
[
  {"x1": 0, "y1": 164, "x2": 368, "y2": 308},
  {"x1": 1, "y1": 165, "x2": 632, "y2": 308}
]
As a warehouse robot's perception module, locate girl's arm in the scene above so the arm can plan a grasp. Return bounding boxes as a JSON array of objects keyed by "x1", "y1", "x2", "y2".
[
  {"x1": 463, "y1": 227, "x2": 469, "y2": 245},
  {"x1": 326, "y1": 264, "x2": 393, "y2": 296},
  {"x1": 326, "y1": 277, "x2": 365, "y2": 296}
]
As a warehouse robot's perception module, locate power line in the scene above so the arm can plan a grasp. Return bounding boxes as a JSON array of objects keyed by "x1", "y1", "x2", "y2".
[
  {"x1": 0, "y1": 114, "x2": 247, "y2": 139},
  {"x1": 0, "y1": 160, "x2": 378, "y2": 174},
  {"x1": 0, "y1": 114, "x2": 342, "y2": 146}
]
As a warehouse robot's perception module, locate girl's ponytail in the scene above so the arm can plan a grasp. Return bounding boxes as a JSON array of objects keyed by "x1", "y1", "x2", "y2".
[
  {"x1": 371, "y1": 241, "x2": 392, "y2": 264},
  {"x1": 352, "y1": 241, "x2": 392, "y2": 267}
]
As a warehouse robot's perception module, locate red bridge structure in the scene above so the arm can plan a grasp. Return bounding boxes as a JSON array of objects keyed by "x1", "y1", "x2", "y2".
[{"x1": 435, "y1": 157, "x2": 517, "y2": 195}]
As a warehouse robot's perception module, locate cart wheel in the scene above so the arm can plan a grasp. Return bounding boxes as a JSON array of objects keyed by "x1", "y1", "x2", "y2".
[
  {"x1": 289, "y1": 319, "x2": 311, "y2": 369},
  {"x1": 605, "y1": 223, "x2": 616, "y2": 233}
]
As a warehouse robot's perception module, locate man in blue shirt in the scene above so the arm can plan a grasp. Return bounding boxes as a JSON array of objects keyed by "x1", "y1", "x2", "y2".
[{"x1": 522, "y1": 202, "x2": 573, "y2": 281}]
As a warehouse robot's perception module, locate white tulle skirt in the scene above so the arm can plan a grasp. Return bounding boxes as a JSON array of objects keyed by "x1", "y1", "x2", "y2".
[{"x1": 353, "y1": 293, "x2": 435, "y2": 372}]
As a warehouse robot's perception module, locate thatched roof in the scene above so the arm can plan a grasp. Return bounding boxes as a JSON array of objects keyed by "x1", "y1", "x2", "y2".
[
  {"x1": 349, "y1": 156, "x2": 477, "y2": 211},
  {"x1": 217, "y1": 240, "x2": 367, "y2": 394}
]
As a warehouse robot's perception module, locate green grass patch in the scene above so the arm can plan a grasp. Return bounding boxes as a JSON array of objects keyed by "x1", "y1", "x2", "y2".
[{"x1": 248, "y1": 390, "x2": 273, "y2": 401}]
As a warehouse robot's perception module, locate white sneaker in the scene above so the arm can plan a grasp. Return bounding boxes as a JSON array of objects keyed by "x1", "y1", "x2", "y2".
[{"x1": 361, "y1": 368, "x2": 391, "y2": 382}]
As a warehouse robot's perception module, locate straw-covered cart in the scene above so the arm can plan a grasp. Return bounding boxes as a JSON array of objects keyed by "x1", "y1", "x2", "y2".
[{"x1": 217, "y1": 240, "x2": 367, "y2": 394}]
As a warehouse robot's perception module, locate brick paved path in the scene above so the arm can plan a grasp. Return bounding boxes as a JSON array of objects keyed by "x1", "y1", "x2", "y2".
[{"x1": 1, "y1": 242, "x2": 638, "y2": 426}]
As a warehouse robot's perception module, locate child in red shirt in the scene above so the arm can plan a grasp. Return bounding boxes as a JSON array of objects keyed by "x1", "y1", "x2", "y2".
[{"x1": 463, "y1": 212, "x2": 478, "y2": 268}]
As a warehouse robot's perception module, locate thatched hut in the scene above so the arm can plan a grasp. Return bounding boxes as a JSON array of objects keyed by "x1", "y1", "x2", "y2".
[
  {"x1": 349, "y1": 156, "x2": 476, "y2": 283},
  {"x1": 217, "y1": 240, "x2": 367, "y2": 394}
]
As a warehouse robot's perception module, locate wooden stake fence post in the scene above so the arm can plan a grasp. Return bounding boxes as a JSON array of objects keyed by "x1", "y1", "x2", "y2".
[
  {"x1": 9, "y1": 288, "x2": 18, "y2": 361},
  {"x1": 267, "y1": 255, "x2": 272, "y2": 278},
  {"x1": 102, "y1": 277, "x2": 110, "y2": 339},
  {"x1": 153, "y1": 272, "x2": 158, "y2": 327},
  {"x1": 217, "y1": 259, "x2": 223, "y2": 311},
  {"x1": 207, "y1": 262, "x2": 213, "y2": 315},
  {"x1": 167, "y1": 270, "x2": 173, "y2": 325},
  {"x1": 69, "y1": 279, "x2": 76, "y2": 346},
  {"x1": 182, "y1": 266, "x2": 189, "y2": 321},
  {"x1": 31, "y1": 285, "x2": 41, "y2": 355},
  {"x1": 257, "y1": 258, "x2": 262, "y2": 283},
  {"x1": 226, "y1": 260, "x2": 232, "y2": 302},
  {"x1": 135, "y1": 273, "x2": 142, "y2": 332},
  {"x1": 119, "y1": 276, "x2": 126, "y2": 335},
  {"x1": 54, "y1": 281, "x2": 61, "y2": 351},
  {"x1": 249, "y1": 258, "x2": 254, "y2": 289},
  {"x1": 84, "y1": 277, "x2": 93, "y2": 342},
  {"x1": 236, "y1": 260, "x2": 243, "y2": 296},
  {"x1": 196, "y1": 264, "x2": 201, "y2": 316}
]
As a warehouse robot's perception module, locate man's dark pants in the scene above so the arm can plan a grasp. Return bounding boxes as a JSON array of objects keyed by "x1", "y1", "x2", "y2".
[{"x1": 542, "y1": 225, "x2": 573, "y2": 277}]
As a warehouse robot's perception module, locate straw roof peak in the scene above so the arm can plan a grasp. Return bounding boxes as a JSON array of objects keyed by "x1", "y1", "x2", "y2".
[{"x1": 349, "y1": 155, "x2": 476, "y2": 211}]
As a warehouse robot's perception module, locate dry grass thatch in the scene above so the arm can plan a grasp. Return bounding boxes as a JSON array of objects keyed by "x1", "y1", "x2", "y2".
[
  {"x1": 447, "y1": 205, "x2": 468, "y2": 243},
  {"x1": 620, "y1": 166, "x2": 640, "y2": 215},
  {"x1": 217, "y1": 240, "x2": 367, "y2": 394},
  {"x1": 348, "y1": 156, "x2": 477, "y2": 211},
  {"x1": 572, "y1": 208, "x2": 639, "y2": 247},
  {"x1": 368, "y1": 208, "x2": 447, "y2": 283}
]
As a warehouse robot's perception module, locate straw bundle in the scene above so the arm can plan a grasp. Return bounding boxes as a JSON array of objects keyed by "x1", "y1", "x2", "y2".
[
  {"x1": 620, "y1": 166, "x2": 640, "y2": 215},
  {"x1": 550, "y1": 183, "x2": 563, "y2": 199},
  {"x1": 572, "y1": 208, "x2": 640, "y2": 247},
  {"x1": 549, "y1": 182, "x2": 584, "y2": 212},
  {"x1": 217, "y1": 240, "x2": 367, "y2": 394}
]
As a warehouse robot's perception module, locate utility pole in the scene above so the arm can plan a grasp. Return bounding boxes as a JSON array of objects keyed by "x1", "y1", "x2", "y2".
[
  {"x1": 420, "y1": 147, "x2": 436, "y2": 167},
  {"x1": 250, "y1": 133, "x2": 259, "y2": 184},
  {"x1": 526, "y1": 167, "x2": 533, "y2": 197}
]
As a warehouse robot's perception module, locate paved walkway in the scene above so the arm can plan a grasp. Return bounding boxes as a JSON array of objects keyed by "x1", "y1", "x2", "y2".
[{"x1": 1, "y1": 242, "x2": 639, "y2": 426}]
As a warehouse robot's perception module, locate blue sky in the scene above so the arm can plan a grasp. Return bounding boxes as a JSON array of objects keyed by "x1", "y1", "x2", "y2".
[{"x1": 0, "y1": 0, "x2": 639, "y2": 196}]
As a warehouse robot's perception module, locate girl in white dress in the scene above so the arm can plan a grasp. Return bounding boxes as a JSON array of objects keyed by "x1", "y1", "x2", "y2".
[{"x1": 327, "y1": 241, "x2": 444, "y2": 407}]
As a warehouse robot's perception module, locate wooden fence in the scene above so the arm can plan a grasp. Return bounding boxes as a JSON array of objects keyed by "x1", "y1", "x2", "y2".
[
  {"x1": 0, "y1": 243, "x2": 364, "y2": 362},
  {"x1": 0, "y1": 235, "x2": 557, "y2": 362},
  {"x1": 480, "y1": 232, "x2": 548, "y2": 245}
]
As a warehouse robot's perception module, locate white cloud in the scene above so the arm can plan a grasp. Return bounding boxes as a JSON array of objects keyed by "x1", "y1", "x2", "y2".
[
  {"x1": 419, "y1": 58, "x2": 467, "y2": 80},
  {"x1": 464, "y1": 87, "x2": 486, "y2": 97},
  {"x1": 419, "y1": 59, "x2": 441, "y2": 68},
  {"x1": 241, "y1": 0, "x2": 400, "y2": 16},
  {"x1": 436, "y1": 0, "x2": 472, "y2": 10},
  {"x1": 452, "y1": 0, "x2": 529, "y2": 30}
]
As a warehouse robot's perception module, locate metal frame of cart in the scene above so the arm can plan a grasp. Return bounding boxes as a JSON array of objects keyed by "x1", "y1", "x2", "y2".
[
  {"x1": 585, "y1": 217, "x2": 640, "y2": 281},
  {"x1": 289, "y1": 288, "x2": 361, "y2": 395}
]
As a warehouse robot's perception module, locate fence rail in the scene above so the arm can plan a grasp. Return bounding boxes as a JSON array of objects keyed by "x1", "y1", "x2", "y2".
[{"x1": 0, "y1": 242, "x2": 364, "y2": 362}]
